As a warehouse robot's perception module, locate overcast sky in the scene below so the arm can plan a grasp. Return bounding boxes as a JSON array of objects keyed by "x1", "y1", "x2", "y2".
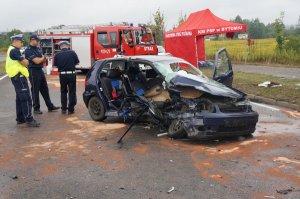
[{"x1": 0, "y1": 0, "x2": 299, "y2": 32}]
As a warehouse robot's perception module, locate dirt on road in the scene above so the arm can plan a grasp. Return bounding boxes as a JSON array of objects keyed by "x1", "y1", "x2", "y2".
[{"x1": 0, "y1": 75, "x2": 299, "y2": 199}]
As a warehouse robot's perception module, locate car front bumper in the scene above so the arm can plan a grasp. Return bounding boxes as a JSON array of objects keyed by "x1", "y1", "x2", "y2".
[{"x1": 179, "y1": 111, "x2": 259, "y2": 140}]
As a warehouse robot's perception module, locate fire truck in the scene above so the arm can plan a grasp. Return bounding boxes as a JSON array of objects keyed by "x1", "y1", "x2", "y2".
[{"x1": 38, "y1": 23, "x2": 158, "y2": 72}]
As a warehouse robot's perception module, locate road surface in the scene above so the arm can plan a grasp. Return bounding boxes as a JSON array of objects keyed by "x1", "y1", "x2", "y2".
[
  {"x1": 233, "y1": 64, "x2": 300, "y2": 79},
  {"x1": 0, "y1": 55, "x2": 6, "y2": 62},
  {"x1": 0, "y1": 74, "x2": 299, "y2": 199}
]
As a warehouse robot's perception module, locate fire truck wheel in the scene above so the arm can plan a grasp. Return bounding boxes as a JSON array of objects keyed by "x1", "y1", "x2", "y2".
[{"x1": 88, "y1": 96, "x2": 107, "y2": 121}]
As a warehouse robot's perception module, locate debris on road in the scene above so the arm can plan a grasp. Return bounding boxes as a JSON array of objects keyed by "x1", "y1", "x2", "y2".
[
  {"x1": 258, "y1": 81, "x2": 282, "y2": 88},
  {"x1": 95, "y1": 137, "x2": 107, "y2": 142},
  {"x1": 276, "y1": 188, "x2": 294, "y2": 195},
  {"x1": 143, "y1": 126, "x2": 151, "y2": 130},
  {"x1": 264, "y1": 196, "x2": 275, "y2": 198},
  {"x1": 10, "y1": 175, "x2": 18, "y2": 180},
  {"x1": 157, "y1": 132, "x2": 168, "y2": 137},
  {"x1": 167, "y1": 186, "x2": 175, "y2": 194},
  {"x1": 273, "y1": 157, "x2": 300, "y2": 165},
  {"x1": 286, "y1": 144, "x2": 297, "y2": 147}
]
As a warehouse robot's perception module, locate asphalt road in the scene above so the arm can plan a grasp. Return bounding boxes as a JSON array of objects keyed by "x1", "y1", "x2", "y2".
[
  {"x1": 0, "y1": 55, "x2": 5, "y2": 62},
  {"x1": 0, "y1": 74, "x2": 299, "y2": 199},
  {"x1": 233, "y1": 64, "x2": 300, "y2": 79}
]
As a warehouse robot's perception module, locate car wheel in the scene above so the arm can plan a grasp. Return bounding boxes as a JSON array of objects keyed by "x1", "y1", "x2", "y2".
[
  {"x1": 88, "y1": 96, "x2": 106, "y2": 121},
  {"x1": 168, "y1": 120, "x2": 187, "y2": 139}
]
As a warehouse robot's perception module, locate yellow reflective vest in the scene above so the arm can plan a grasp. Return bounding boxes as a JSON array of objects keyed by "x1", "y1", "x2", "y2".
[{"x1": 5, "y1": 46, "x2": 29, "y2": 77}]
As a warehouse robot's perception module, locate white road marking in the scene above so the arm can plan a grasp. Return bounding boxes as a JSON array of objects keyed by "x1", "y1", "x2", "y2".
[
  {"x1": 250, "y1": 102, "x2": 280, "y2": 111},
  {"x1": 0, "y1": 74, "x2": 8, "y2": 81}
]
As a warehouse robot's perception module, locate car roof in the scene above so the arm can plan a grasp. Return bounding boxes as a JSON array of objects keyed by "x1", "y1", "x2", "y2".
[{"x1": 105, "y1": 55, "x2": 185, "y2": 63}]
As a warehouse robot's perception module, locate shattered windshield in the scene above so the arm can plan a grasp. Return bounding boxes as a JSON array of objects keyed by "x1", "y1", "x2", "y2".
[{"x1": 153, "y1": 60, "x2": 208, "y2": 83}]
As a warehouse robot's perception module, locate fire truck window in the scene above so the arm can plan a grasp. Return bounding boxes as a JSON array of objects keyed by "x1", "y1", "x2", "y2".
[
  {"x1": 110, "y1": 32, "x2": 117, "y2": 46},
  {"x1": 123, "y1": 30, "x2": 133, "y2": 45},
  {"x1": 97, "y1": 32, "x2": 109, "y2": 46},
  {"x1": 134, "y1": 30, "x2": 142, "y2": 44}
]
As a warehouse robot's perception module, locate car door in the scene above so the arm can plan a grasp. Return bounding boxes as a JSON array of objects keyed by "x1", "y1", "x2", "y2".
[{"x1": 213, "y1": 48, "x2": 233, "y2": 87}]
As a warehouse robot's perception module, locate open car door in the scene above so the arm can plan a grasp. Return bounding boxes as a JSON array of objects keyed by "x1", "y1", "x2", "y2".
[{"x1": 213, "y1": 48, "x2": 233, "y2": 87}]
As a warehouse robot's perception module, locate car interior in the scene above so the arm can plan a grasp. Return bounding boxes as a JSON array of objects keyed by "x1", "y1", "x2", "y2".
[{"x1": 99, "y1": 60, "x2": 167, "y2": 104}]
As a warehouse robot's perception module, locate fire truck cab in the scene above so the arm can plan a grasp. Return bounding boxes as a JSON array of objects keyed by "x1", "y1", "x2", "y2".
[{"x1": 38, "y1": 23, "x2": 158, "y2": 72}]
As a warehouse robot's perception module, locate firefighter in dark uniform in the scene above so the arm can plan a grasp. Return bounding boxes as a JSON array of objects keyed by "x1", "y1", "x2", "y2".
[
  {"x1": 25, "y1": 35, "x2": 59, "y2": 114},
  {"x1": 53, "y1": 41, "x2": 80, "y2": 114},
  {"x1": 5, "y1": 34, "x2": 40, "y2": 127}
]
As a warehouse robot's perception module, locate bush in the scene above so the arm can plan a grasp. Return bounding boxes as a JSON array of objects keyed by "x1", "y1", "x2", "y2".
[{"x1": 285, "y1": 36, "x2": 300, "y2": 53}]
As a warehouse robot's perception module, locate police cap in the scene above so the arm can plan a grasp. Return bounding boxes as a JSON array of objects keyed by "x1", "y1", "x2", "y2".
[
  {"x1": 58, "y1": 41, "x2": 70, "y2": 46},
  {"x1": 30, "y1": 34, "x2": 40, "y2": 41},
  {"x1": 10, "y1": 34, "x2": 24, "y2": 41}
]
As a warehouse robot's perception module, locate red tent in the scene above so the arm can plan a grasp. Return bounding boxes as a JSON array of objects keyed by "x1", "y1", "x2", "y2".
[{"x1": 164, "y1": 9, "x2": 247, "y2": 66}]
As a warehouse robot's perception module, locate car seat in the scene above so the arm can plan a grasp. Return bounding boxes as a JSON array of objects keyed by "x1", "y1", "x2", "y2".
[{"x1": 100, "y1": 69, "x2": 123, "y2": 100}]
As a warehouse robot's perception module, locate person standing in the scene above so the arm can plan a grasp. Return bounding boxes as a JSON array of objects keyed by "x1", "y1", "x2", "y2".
[
  {"x1": 25, "y1": 35, "x2": 59, "y2": 114},
  {"x1": 5, "y1": 34, "x2": 40, "y2": 127},
  {"x1": 53, "y1": 41, "x2": 79, "y2": 114}
]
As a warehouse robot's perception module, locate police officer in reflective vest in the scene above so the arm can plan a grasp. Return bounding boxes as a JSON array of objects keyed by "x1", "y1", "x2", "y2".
[
  {"x1": 53, "y1": 41, "x2": 80, "y2": 114},
  {"x1": 5, "y1": 34, "x2": 40, "y2": 127},
  {"x1": 25, "y1": 35, "x2": 59, "y2": 114}
]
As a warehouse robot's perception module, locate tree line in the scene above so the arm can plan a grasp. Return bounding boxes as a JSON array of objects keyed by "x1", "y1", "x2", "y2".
[
  {"x1": 148, "y1": 10, "x2": 300, "y2": 53},
  {"x1": 1, "y1": 10, "x2": 299, "y2": 53}
]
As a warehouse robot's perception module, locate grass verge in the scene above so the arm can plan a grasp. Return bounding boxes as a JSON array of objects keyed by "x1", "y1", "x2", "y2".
[
  {"x1": 200, "y1": 67, "x2": 300, "y2": 106},
  {"x1": 205, "y1": 39, "x2": 300, "y2": 67}
]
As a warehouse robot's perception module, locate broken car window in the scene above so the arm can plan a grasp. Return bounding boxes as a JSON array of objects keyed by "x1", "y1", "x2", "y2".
[
  {"x1": 153, "y1": 60, "x2": 207, "y2": 83},
  {"x1": 215, "y1": 50, "x2": 230, "y2": 77}
]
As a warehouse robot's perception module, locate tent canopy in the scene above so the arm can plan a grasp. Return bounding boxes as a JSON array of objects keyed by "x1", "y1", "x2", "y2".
[{"x1": 164, "y1": 9, "x2": 246, "y2": 66}]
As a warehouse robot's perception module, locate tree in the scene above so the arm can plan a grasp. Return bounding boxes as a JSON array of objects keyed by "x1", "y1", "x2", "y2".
[
  {"x1": 296, "y1": 15, "x2": 300, "y2": 35},
  {"x1": 285, "y1": 35, "x2": 300, "y2": 53},
  {"x1": 177, "y1": 13, "x2": 187, "y2": 28},
  {"x1": 247, "y1": 18, "x2": 267, "y2": 39},
  {"x1": 233, "y1": 15, "x2": 243, "y2": 24},
  {"x1": 273, "y1": 12, "x2": 285, "y2": 52},
  {"x1": 148, "y1": 8, "x2": 165, "y2": 45},
  {"x1": 0, "y1": 29, "x2": 23, "y2": 48}
]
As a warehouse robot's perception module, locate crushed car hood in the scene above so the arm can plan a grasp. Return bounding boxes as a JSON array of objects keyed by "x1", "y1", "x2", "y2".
[{"x1": 169, "y1": 74, "x2": 244, "y2": 99}]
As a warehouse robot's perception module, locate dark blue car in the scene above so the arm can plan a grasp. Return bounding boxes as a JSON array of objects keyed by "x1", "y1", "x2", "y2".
[{"x1": 83, "y1": 49, "x2": 258, "y2": 140}]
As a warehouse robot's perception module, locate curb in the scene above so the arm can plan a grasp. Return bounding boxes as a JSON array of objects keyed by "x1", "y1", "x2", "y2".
[{"x1": 247, "y1": 94, "x2": 300, "y2": 111}]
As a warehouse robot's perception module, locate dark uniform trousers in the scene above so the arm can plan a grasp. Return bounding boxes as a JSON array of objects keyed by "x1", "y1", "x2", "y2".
[
  {"x1": 59, "y1": 73, "x2": 77, "y2": 112},
  {"x1": 29, "y1": 68, "x2": 53, "y2": 111},
  {"x1": 10, "y1": 74, "x2": 33, "y2": 122}
]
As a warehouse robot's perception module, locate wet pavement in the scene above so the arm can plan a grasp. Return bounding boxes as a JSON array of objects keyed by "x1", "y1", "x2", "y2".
[{"x1": 0, "y1": 74, "x2": 299, "y2": 199}]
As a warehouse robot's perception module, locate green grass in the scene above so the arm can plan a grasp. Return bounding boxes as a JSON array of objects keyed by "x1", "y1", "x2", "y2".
[
  {"x1": 200, "y1": 67, "x2": 300, "y2": 106},
  {"x1": 205, "y1": 38, "x2": 300, "y2": 67},
  {"x1": 0, "y1": 61, "x2": 5, "y2": 76}
]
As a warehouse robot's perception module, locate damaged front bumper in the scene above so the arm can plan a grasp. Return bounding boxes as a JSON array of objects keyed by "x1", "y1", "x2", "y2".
[{"x1": 171, "y1": 111, "x2": 258, "y2": 140}]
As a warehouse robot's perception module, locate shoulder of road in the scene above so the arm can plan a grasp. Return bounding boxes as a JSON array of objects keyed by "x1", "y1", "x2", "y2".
[
  {"x1": 234, "y1": 64, "x2": 300, "y2": 111},
  {"x1": 247, "y1": 94, "x2": 300, "y2": 111}
]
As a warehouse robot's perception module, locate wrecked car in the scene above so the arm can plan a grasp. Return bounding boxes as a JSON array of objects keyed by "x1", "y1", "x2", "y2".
[{"x1": 83, "y1": 48, "x2": 259, "y2": 140}]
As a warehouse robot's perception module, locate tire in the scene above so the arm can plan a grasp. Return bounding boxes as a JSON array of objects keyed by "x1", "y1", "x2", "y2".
[
  {"x1": 88, "y1": 96, "x2": 106, "y2": 121},
  {"x1": 168, "y1": 120, "x2": 187, "y2": 139}
]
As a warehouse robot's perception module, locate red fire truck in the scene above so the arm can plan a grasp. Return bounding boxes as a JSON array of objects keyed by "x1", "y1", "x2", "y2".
[{"x1": 38, "y1": 23, "x2": 158, "y2": 72}]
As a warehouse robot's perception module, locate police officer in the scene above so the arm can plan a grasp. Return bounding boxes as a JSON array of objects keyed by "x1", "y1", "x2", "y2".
[
  {"x1": 5, "y1": 34, "x2": 40, "y2": 127},
  {"x1": 25, "y1": 35, "x2": 59, "y2": 114},
  {"x1": 53, "y1": 41, "x2": 79, "y2": 114}
]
